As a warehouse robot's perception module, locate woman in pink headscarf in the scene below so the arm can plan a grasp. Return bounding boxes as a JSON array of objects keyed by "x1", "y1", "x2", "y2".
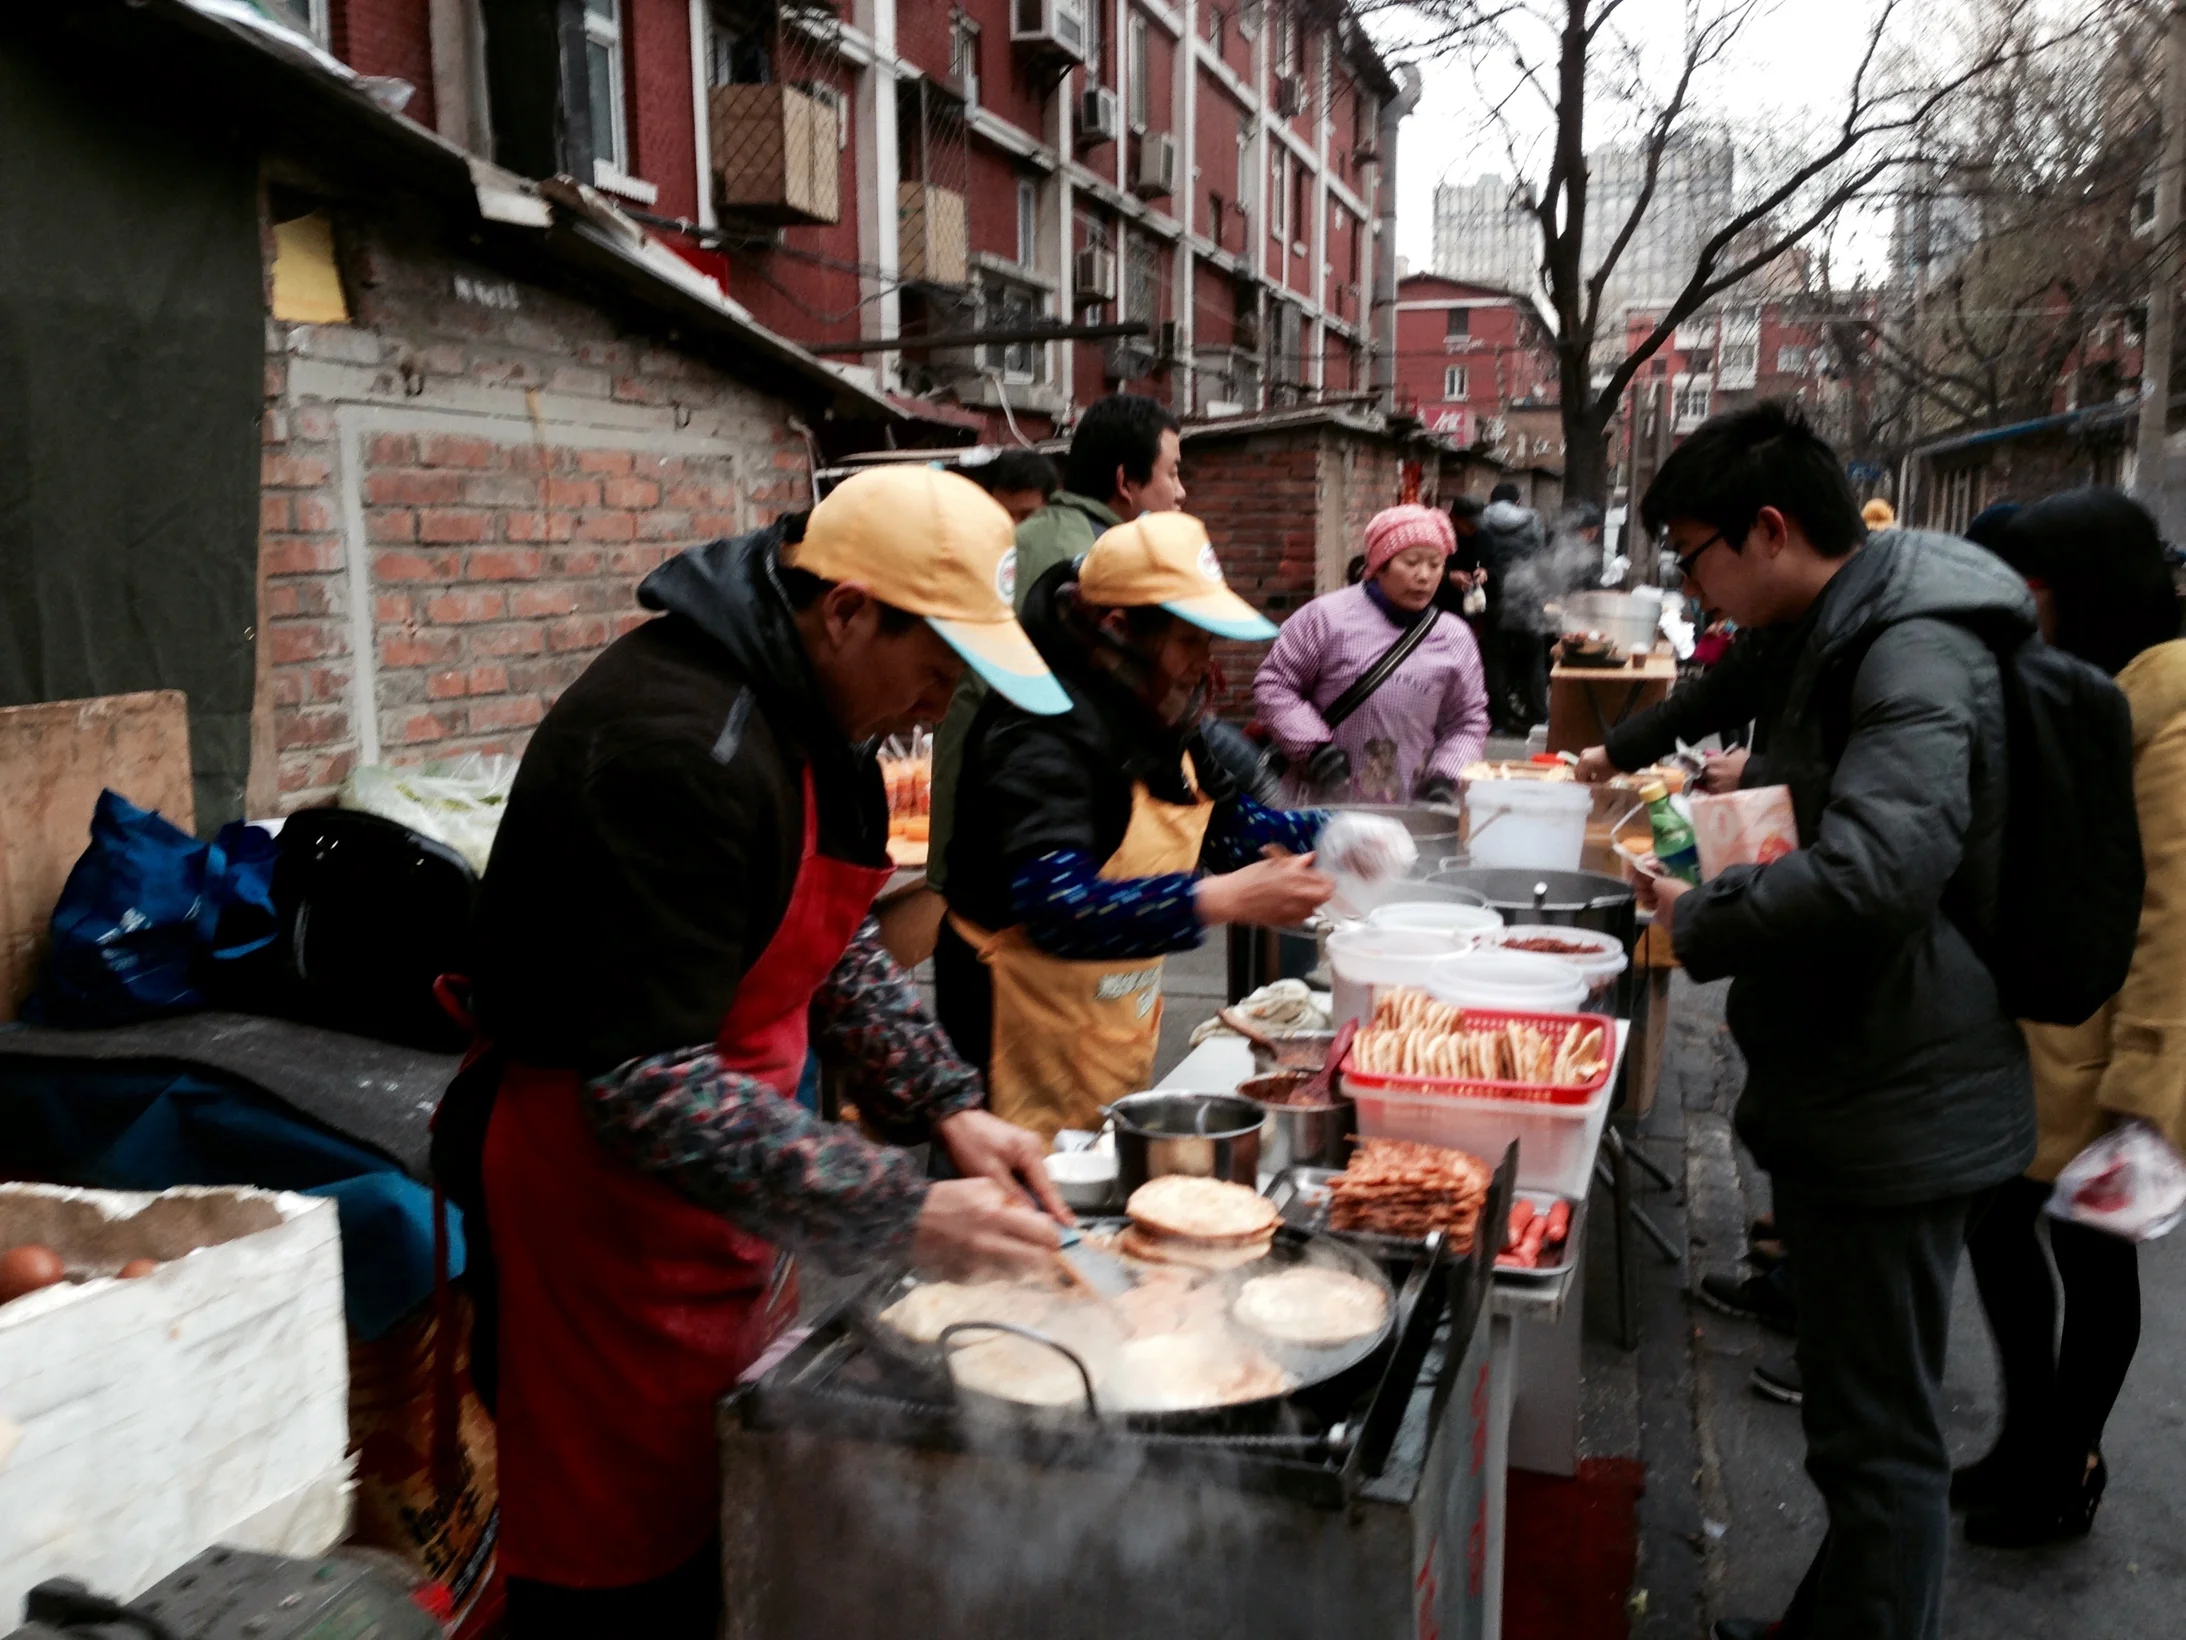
[{"x1": 1253, "y1": 504, "x2": 1491, "y2": 805}]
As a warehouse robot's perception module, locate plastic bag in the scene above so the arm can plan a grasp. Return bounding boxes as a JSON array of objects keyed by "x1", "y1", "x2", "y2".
[
  {"x1": 26, "y1": 789, "x2": 279, "y2": 1027},
  {"x1": 341, "y1": 753, "x2": 517, "y2": 876},
  {"x1": 1689, "y1": 785, "x2": 1799, "y2": 880},
  {"x1": 1315, "y1": 811, "x2": 1417, "y2": 884},
  {"x1": 2046, "y1": 1120, "x2": 2186, "y2": 1242}
]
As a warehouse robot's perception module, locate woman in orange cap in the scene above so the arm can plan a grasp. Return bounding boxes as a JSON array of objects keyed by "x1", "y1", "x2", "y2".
[{"x1": 938, "y1": 511, "x2": 1339, "y2": 1139}]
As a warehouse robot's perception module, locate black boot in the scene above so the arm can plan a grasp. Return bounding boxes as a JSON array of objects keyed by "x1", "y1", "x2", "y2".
[{"x1": 1964, "y1": 1450, "x2": 2108, "y2": 1548}]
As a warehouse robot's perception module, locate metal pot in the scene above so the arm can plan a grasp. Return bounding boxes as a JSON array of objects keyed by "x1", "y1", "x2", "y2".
[
  {"x1": 1106, "y1": 1091, "x2": 1265, "y2": 1195},
  {"x1": 1239, "y1": 1071, "x2": 1354, "y2": 1174},
  {"x1": 1227, "y1": 920, "x2": 1323, "y2": 1003},
  {"x1": 1549, "y1": 589, "x2": 1663, "y2": 653}
]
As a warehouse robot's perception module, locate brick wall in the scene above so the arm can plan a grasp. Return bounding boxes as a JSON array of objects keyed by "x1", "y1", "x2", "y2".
[
  {"x1": 331, "y1": 0, "x2": 436, "y2": 130},
  {"x1": 255, "y1": 214, "x2": 809, "y2": 812},
  {"x1": 1181, "y1": 427, "x2": 1323, "y2": 715}
]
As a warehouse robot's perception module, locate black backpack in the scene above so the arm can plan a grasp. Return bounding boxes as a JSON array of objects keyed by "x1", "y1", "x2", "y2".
[{"x1": 1983, "y1": 635, "x2": 2143, "y2": 1025}]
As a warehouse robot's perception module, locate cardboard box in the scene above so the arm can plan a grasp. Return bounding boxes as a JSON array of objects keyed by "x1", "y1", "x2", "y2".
[
  {"x1": 0, "y1": 1184, "x2": 350, "y2": 1617},
  {"x1": 711, "y1": 83, "x2": 842, "y2": 224},
  {"x1": 897, "y1": 182, "x2": 969, "y2": 286}
]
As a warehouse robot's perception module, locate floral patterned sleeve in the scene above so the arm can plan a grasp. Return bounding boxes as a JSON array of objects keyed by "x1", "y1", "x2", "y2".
[
  {"x1": 806, "y1": 917, "x2": 986, "y2": 1135},
  {"x1": 583, "y1": 1047, "x2": 930, "y2": 1265}
]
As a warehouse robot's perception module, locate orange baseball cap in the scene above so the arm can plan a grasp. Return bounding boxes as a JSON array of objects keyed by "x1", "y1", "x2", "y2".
[
  {"x1": 788, "y1": 466, "x2": 1069, "y2": 715},
  {"x1": 1077, "y1": 512, "x2": 1278, "y2": 641}
]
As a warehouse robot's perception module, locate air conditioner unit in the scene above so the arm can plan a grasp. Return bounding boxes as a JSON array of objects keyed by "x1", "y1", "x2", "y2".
[
  {"x1": 1077, "y1": 86, "x2": 1120, "y2": 145},
  {"x1": 1074, "y1": 245, "x2": 1117, "y2": 301},
  {"x1": 1134, "y1": 131, "x2": 1178, "y2": 198},
  {"x1": 1273, "y1": 72, "x2": 1306, "y2": 117},
  {"x1": 1012, "y1": 0, "x2": 1087, "y2": 62}
]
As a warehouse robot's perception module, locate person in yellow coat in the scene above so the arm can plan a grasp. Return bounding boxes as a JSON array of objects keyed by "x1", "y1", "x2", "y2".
[
  {"x1": 1962, "y1": 488, "x2": 2186, "y2": 1546},
  {"x1": 934, "y1": 512, "x2": 1336, "y2": 1140}
]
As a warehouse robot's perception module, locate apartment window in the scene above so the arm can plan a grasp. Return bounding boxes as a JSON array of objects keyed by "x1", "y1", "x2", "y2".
[
  {"x1": 1016, "y1": 178, "x2": 1039, "y2": 267},
  {"x1": 583, "y1": 0, "x2": 628, "y2": 178},
  {"x1": 1125, "y1": 235, "x2": 1163, "y2": 323},
  {"x1": 1444, "y1": 366, "x2": 1469, "y2": 401},
  {"x1": 709, "y1": 1, "x2": 769, "y2": 84},
  {"x1": 950, "y1": 15, "x2": 981, "y2": 105},
  {"x1": 1291, "y1": 156, "x2": 1308, "y2": 252},
  {"x1": 981, "y1": 275, "x2": 1049, "y2": 385},
  {"x1": 1445, "y1": 307, "x2": 1470, "y2": 339},
  {"x1": 1276, "y1": 5, "x2": 1297, "y2": 74},
  {"x1": 1776, "y1": 344, "x2": 1811, "y2": 374},
  {"x1": 1673, "y1": 377, "x2": 1712, "y2": 428},
  {"x1": 1238, "y1": 0, "x2": 1260, "y2": 41},
  {"x1": 1270, "y1": 149, "x2": 1287, "y2": 242},
  {"x1": 1208, "y1": 7, "x2": 1225, "y2": 56},
  {"x1": 1128, "y1": 14, "x2": 1151, "y2": 131},
  {"x1": 267, "y1": 0, "x2": 327, "y2": 41}
]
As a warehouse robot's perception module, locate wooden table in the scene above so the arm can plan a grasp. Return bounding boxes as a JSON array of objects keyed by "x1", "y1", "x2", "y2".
[{"x1": 1546, "y1": 652, "x2": 1678, "y2": 756}]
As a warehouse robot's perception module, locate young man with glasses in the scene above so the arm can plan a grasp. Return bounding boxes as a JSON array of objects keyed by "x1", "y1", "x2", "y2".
[{"x1": 1606, "y1": 403, "x2": 2036, "y2": 1640}]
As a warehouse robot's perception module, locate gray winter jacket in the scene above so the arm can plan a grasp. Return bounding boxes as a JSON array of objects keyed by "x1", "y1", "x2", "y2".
[
  {"x1": 1477, "y1": 500, "x2": 1548, "y2": 630},
  {"x1": 1669, "y1": 529, "x2": 2038, "y2": 1206}
]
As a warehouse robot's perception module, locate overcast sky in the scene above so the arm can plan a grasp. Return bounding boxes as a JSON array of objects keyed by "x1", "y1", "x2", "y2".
[{"x1": 1380, "y1": 0, "x2": 1918, "y2": 281}]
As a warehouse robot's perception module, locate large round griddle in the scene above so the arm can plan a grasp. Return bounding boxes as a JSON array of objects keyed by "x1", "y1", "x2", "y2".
[{"x1": 851, "y1": 1220, "x2": 1397, "y2": 1430}]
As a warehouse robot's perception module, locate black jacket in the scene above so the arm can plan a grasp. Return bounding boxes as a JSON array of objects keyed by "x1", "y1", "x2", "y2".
[
  {"x1": 943, "y1": 561, "x2": 1241, "y2": 933},
  {"x1": 473, "y1": 522, "x2": 888, "y2": 1073},
  {"x1": 1603, "y1": 624, "x2": 1808, "y2": 768},
  {"x1": 1670, "y1": 530, "x2": 2038, "y2": 1206}
]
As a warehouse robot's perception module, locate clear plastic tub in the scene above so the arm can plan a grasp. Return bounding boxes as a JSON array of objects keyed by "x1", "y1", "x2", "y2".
[
  {"x1": 1344, "y1": 1074, "x2": 1614, "y2": 1191},
  {"x1": 1483, "y1": 925, "x2": 1630, "y2": 1014},
  {"x1": 1326, "y1": 925, "x2": 1467, "y2": 1033},
  {"x1": 1427, "y1": 949, "x2": 1589, "y2": 1014}
]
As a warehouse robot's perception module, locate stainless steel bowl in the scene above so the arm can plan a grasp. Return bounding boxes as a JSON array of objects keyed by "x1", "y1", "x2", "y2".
[
  {"x1": 1106, "y1": 1091, "x2": 1265, "y2": 1195},
  {"x1": 1238, "y1": 1071, "x2": 1355, "y2": 1175}
]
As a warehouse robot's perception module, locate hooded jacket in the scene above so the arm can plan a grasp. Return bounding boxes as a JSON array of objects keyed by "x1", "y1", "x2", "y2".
[
  {"x1": 474, "y1": 520, "x2": 889, "y2": 1073},
  {"x1": 1669, "y1": 529, "x2": 2038, "y2": 1206},
  {"x1": 1476, "y1": 499, "x2": 1547, "y2": 630}
]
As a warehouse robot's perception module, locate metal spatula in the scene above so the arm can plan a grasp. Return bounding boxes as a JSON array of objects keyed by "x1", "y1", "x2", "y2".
[{"x1": 1054, "y1": 1226, "x2": 1136, "y2": 1299}]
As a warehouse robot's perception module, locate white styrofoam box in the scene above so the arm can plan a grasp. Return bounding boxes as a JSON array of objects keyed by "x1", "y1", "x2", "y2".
[{"x1": 0, "y1": 1184, "x2": 352, "y2": 1618}]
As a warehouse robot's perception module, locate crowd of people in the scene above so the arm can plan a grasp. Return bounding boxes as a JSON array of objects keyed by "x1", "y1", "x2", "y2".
[{"x1": 435, "y1": 379, "x2": 2182, "y2": 1640}]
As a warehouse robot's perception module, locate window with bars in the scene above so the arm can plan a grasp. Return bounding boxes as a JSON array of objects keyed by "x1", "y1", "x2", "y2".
[
  {"x1": 1128, "y1": 14, "x2": 1150, "y2": 131},
  {"x1": 584, "y1": 0, "x2": 629, "y2": 179},
  {"x1": 981, "y1": 275, "x2": 1049, "y2": 384},
  {"x1": 1125, "y1": 236, "x2": 1163, "y2": 323}
]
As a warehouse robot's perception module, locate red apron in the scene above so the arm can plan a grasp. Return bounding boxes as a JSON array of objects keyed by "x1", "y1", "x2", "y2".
[{"x1": 482, "y1": 769, "x2": 891, "y2": 1587}]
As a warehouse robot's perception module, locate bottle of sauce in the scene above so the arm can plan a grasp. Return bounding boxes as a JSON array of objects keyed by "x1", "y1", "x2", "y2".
[{"x1": 1640, "y1": 780, "x2": 1701, "y2": 884}]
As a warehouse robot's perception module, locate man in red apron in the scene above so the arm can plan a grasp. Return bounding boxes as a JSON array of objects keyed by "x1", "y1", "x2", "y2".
[{"x1": 444, "y1": 467, "x2": 1073, "y2": 1638}]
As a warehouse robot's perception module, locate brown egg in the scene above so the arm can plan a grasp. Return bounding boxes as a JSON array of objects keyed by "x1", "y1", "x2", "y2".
[
  {"x1": 0, "y1": 1244, "x2": 67, "y2": 1304},
  {"x1": 119, "y1": 1258, "x2": 161, "y2": 1279}
]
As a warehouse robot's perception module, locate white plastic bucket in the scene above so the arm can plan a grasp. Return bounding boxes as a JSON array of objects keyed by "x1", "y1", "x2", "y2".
[
  {"x1": 1426, "y1": 948, "x2": 1589, "y2": 1014},
  {"x1": 1464, "y1": 779, "x2": 1591, "y2": 872},
  {"x1": 1366, "y1": 901, "x2": 1505, "y2": 943},
  {"x1": 1485, "y1": 925, "x2": 1630, "y2": 1013},
  {"x1": 1326, "y1": 926, "x2": 1466, "y2": 1032}
]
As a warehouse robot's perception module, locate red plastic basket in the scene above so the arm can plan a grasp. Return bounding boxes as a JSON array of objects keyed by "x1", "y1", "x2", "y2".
[{"x1": 1339, "y1": 1009, "x2": 1616, "y2": 1107}]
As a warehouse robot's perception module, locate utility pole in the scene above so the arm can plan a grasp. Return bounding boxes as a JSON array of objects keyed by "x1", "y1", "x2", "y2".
[{"x1": 2137, "y1": 0, "x2": 2186, "y2": 522}]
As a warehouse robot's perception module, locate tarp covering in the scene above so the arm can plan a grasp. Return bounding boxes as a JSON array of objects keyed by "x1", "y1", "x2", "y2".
[{"x1": 0, "y1": 39, "x2": 263, "y2": 829}]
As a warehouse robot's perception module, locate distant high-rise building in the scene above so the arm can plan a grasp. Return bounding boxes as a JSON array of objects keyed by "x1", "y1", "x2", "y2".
[{"x1": 1432, "y1": 134, "x2": 1736, "y2": 354}]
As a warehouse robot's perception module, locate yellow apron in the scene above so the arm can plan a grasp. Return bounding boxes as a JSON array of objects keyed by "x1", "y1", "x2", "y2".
[{"x1": 949, "y1": 768, "x2": 1215, "y2": 1142}]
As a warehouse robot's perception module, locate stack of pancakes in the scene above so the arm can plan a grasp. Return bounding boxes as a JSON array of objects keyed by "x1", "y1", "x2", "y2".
[{"x1": 1120, "y1": 1175, "x2": 1279, "y2": 1271}]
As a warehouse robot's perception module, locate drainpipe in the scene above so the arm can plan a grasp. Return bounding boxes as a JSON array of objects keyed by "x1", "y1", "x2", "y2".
[{"x1": 1370, "y1": 63, "x2": 1422, "y2": 414}]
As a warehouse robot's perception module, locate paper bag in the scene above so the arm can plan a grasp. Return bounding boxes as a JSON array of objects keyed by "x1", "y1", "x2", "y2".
[{"x1": 1689, "y1": 785, "x2": 1798, "y2": 880}]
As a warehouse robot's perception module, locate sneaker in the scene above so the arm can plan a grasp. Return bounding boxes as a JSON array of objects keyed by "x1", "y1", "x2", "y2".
[
  {"x1": 1750, "y1": 1354, "x2": 1803, "y2": 1406},
  {"x1": 1697, "y1": 1269, "x2": 1798, "y2": 1335}
]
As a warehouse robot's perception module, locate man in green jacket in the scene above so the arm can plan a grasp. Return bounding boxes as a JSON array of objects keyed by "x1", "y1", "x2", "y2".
[{"x1": 928, "y1": 393, "x2": 1186, "y2": 888}]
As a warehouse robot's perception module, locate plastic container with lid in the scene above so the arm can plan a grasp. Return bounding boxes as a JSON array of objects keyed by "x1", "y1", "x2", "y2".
[
  {"x1": 1484, "y1": 924, "x2": 1630, "y2": 1014},
  {"x1": 1365, "y1": 900, "x2": 1505, "y2": 943},
  {"x1": 1464, "y1": 779, "x2": 1591, "y2": 871},
  {"x1": 1345, "y1": 1073, "x2": 1613, "y2": 1191},
  {"x1": 1426, "y1": 948, "x2": 1589, "y2": 1014},
  {"x1": 1325, "y1": 926, "x2": 1466, "y2": 1032}
]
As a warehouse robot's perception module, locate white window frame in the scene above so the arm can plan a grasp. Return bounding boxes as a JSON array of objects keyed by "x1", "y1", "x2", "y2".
[
  {"x1": 1444, "y1": 365, "x2": 1468, "y2": 401},
  {"x1": 270, "y1": 0, "x2": 328, "y2": 42},
  {"x1": 1016, "y1": 177, "x2": 1040, "y2": 268},
  {"x1": 1209, "y1": 6, "x2": 1225, "y2": 57},
  {"x1": 1275, "y1": 4, "x2": 1297, "y2": 74},
  {"x1": 584, "y1": 0, "x2": 631, "y2": 183},
  {"x1": 950, "y1": 14, "x2": 982, "y2": 106},
  {"x1": 1775, "y1": 343, "x2": 1810, "y2": 375},
  {"x1": 1128, "y1": 13, "x2": 1151, "y2": 133}
]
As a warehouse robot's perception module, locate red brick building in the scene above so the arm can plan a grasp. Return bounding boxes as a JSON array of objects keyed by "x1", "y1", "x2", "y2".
[
  {"x1": 1390, "y1": 274, "x2": 1559, "y2": 467},
  {"x1": 1616, "y1": 299, "x2": 1832, "y2": 501},
  {"x1": 291, "y1": 0, "x2": 1402, "y2": 441}
]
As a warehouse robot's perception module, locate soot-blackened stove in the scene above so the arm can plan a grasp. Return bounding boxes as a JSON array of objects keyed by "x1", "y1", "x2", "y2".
[{"x1": 717, "y1": 1174, "x2": 1510, "y2": 1640}]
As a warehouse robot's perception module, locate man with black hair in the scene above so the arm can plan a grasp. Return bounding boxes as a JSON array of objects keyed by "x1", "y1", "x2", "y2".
[
  {"x1": 966, "y1": 445, "x2": 1062, "y2": 525},
  {"x1": 1624, "y1": 403, "x2": 2035, "y2": 1640},
  {"x1": 1477, "y1": 480, "x2": 1550, "y2": 730},
  {"x1": 930, "y1": 393, "x2": 1186, "y2": 890}
]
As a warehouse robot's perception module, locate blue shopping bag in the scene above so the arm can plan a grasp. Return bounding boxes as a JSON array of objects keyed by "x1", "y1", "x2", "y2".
[{"x1": 26, "y1": 789, "x2": 280, "y2": 1026}]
